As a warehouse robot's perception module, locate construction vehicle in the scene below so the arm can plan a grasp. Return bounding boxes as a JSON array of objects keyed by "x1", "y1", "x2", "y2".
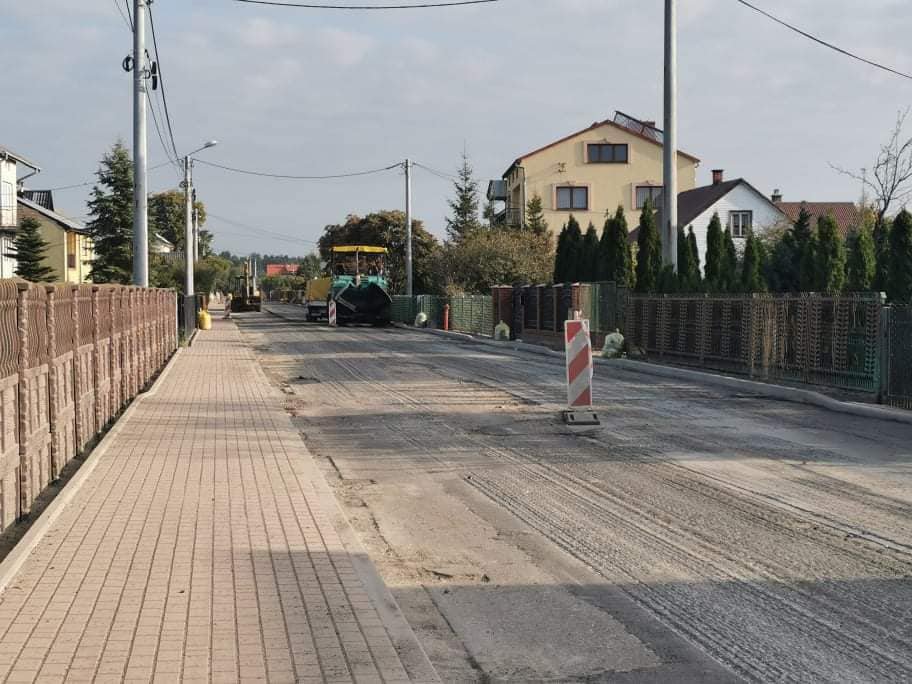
[
  {"x1": 305, "y1": 245, "x2": 391, "y2": 325},
  {"x1": 230, "y1": 259, "x2": 262, "y2": 313}
]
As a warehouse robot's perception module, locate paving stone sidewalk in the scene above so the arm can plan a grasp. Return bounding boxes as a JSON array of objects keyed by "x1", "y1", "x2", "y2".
[{"x1": 0, "y1": 317, "x2": 432, "y2": 683}]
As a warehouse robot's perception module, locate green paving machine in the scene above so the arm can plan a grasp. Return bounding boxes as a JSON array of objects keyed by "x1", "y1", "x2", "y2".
[{"x1": 326, "y1": 245, "x2": 392, "y2": 325}]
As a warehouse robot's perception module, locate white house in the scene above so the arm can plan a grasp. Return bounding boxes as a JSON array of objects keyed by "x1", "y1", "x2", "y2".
[
  {"x1": 0, "y1": 146, "x2": 41, "y2": 278},
  {"x1": 655, "y1": 170, "x2": 787, "y2": 273}
]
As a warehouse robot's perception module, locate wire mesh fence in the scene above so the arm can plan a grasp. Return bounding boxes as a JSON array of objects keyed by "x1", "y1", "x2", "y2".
[
  {"x1": 626, "y1": 293, "x2": 884, "y2": 395},
  {"x1": 885, "y1": 305, "x2": 912, "y2": 409}
]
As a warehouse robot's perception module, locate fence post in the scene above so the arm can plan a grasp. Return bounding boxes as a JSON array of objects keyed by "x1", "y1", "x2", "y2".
[
  {"x1": 15, "y1": 282, "x2": 29, "y2": 517},
  {"x1": 45, "y1": 286, "x2": 59, "y2": 480},
  {"x1": 511, "y1": 285, "x2": 523, "y2": 341}
]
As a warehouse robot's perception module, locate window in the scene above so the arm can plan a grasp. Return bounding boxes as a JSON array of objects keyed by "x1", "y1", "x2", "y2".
[
  {"x1": 587, "y1": 143, "x2": 629, "y2": 164},
  {"x1": 636, "y1": 185, "x2": 663, "y2": 209},
  {"x1": 556, "y1": 186, "x2": 589, "y2": 211},
  {"x1": 730, "y1": 211, "x2": 752, "y2": 238},
  {"x1": 0, "y1": 181, "x2": 13, "y2": 226}
]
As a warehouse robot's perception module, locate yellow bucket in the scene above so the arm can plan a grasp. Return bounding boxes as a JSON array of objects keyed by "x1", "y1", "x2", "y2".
[{"x1": 197, "y1": 309, "x2": 212, "y2": 331}]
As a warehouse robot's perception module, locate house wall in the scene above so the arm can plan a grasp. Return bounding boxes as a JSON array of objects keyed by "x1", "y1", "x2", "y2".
[
  {"x1": 16, "y1": 204, "x2": 93, "y2": 283},
  {"x1": 0, "y1": 159, "x2": 16, "y2": 228},
  {"x1": 687, "y1": 183, "x2": 786, "y2": 274},
  {"x1": 506, "y1": 122, "x2": 698, "y2": 235}
]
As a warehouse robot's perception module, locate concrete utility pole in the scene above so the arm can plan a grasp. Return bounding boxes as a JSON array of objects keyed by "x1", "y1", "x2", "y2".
[
  {"x1": 184, "y1": 157, "x2": 194, "y2": 297},
  {"x1": 663, "y1": 0, "x2": 678, "y2": 271},
  {"x1": 132, "y1": 0, "x2": 149, "y2": 287},
  {"x1": 193, "y1": 207, "x2": 199, "y2": 262},
  {"x1": 404, "y1": 159, "x2": 413, "y2": 297}
]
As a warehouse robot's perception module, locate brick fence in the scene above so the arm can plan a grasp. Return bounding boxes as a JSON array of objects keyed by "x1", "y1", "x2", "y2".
[{"x1": 0, "y1": 280, "x2": 177, "y2": 533}]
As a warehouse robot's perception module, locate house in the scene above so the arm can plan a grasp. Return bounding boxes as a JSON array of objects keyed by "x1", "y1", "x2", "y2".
[
  {"x1": 487, "y1": 111, "x2": 701, "y2": 234},
  {"x1": 265, "y1": 263, "x2": 299, "y2": 277},
  {"x1": 644, "y1": 170, "x2": 787, "y2": 272},
  {"x1": 151, "y1": 233, "x2": 176, "y2": 254},
  {"x1": 0, "y1": 146, "x2": 41, "y2": 278},
  {"x1": 17, "y1": 193, "x2": 94, "y2": 283},
  {"x1": 773, "y1": 194, "x2": 861, "y2": 237}
]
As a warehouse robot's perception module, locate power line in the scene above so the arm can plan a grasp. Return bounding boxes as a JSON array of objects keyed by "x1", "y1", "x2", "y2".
[
  {"x1": 195, "y1": 158, "x2": 402, "y2": 180},
  {"x1": 112, "y1": 0, "x2": 132, "y2": 30},
  {"x1": 206, "y1": 212, "x2": 318, "y2": 244},
  {"x1": 43, "y1": 161, "x2": 176, "y2": 192},
  {"x1": 147, "y1": 91, "x2": 182, "y2": 177},
  {"x1": 233, "y1": 0, "x2": 499, "y2": 9},
  {"x1": 734, "y1": 0, "x2": 912, "y2": 81},
  {"x1": 413, "y1": 161, "x2": 455, "y2": 181},
  {"x1": 123, "y1": 0, "x2": 133, "y2": 28},
  {"x1": 147, "y1": 5, "x2": 182, "y2": 160}
]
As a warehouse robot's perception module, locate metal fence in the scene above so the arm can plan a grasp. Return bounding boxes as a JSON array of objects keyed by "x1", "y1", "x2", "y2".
[
  {"x1": 0, "y1": 281, "x2": 177, "y2": 533},
  {"x1": 884, "y1": 306, "x2": 912, "y2": 409},
  {"x1": 390, "y1": 294, "x2": 495, "y2": 336},
  {"x1": 626, "y1": 293, "x2": 884, "y2": 395}
]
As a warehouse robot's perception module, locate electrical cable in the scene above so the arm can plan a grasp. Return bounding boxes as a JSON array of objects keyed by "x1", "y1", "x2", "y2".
[
  {"x1": 44, "y1": 161, "x2": 176, "y2": 192},
  {"x1": 734, "y1": 0, "x2": 912, "y2": 81},
  {"x1": 413, "y1": 161, "x2": 455, "y2": 181},
  {"x1": 206, "y1": 212, "x2": 319, "y2": 244},
  {"x1": 112, "y1": 0, "x2": 132, "y2": 30},
  {"x1": 123, "y1": 0, "x2": 134, "y2": 28},
  {"x1": 147, "y1": 91, "x2": 182, "y2": 177},
  {"x1": 147, "y1": 5, "x2": 182, "y2": 160},
  {"x1": 194, "y1": 158, "x2": 402, "y2": 180},
  {"x1": 233, "y1": 0, "x2": 499, "y2": 9}
]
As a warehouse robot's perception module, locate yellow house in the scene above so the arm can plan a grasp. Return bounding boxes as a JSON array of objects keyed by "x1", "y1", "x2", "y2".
[
  {"x1": 488, "y1": 111, "x2": 700, "y2": 234},
  {"x1": 17, "y1": 194, "x2": 94, "y2": 283}
]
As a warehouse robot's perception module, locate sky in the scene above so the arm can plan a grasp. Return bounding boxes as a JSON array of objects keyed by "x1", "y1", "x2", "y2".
[{"x1": 2, "y1": 0, "x2": 910, "y2": 256}]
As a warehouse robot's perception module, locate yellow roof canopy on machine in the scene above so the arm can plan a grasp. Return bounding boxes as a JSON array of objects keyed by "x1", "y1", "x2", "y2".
[{"x1": 331, "y1": 245, "x2": 388, "y2": 254}]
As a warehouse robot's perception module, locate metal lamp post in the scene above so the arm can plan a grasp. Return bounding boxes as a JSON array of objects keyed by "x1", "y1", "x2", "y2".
[{"x1": 182, "y1": 140, "x2": 217, "y2": 335}]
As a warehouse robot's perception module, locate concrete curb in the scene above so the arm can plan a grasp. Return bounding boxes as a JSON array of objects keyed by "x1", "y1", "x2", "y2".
[
  {"x1": 398, "y1": 325, "x2": 912, "y2": 426},
  {"x1": 0, "y1": 347, "x2": 185, "y2": 599}
]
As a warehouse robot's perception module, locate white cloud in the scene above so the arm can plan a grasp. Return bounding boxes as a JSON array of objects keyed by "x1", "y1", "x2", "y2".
[{"x1": 317, "y1": 28, "x2": 376, "y2": 67}]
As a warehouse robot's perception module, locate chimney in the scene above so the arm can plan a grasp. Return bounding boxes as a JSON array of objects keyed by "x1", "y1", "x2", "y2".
[
  {"x1": 642, "y1": 120, "x2": 656, "y2": 129},
  {"x1": 712, "y1": 169, "x2": 724, "y2": 185},
  {"x1": 771, "y1": 189, "x2": 783, "y2": 203}
]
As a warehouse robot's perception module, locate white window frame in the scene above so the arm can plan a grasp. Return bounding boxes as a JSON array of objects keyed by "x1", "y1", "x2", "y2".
[
  {"x1": 0, "y1": 181, "x2": 14, "y2": 226},
  {"x1": 730, "y1": 211, "x2": 752, "y2": 238}
]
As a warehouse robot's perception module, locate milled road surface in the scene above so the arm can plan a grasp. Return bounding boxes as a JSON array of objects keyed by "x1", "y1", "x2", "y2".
[{"x1": 244, "y1": 306, "x2": 912, "y2": 683}]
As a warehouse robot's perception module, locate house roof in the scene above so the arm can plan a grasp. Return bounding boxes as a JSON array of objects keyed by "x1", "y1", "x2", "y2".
[
  {"x1": 17, "y1": 196, "x2": 87, "y2": 234},
  {"x1": 628, "y1": 178, "x2": 786, "y2": 243},
  {"x1": 153, "y1": 233, "x2": 175, "y2": 247},
  {"x1": 504, "y1": 113, "x2": 700, "y2": 178},
  {"x1": 776, "y1": 201, "x2": 860, "y2": 237},
  {"x1": 19, "y1": 190, "x2": 54, "y2": 211},
  {"x1": 0, "y1": 146, "x2": 40, "y2": 171}
]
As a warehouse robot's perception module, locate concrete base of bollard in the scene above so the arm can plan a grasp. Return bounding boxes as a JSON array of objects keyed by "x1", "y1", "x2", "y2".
[{"x1": 562, "y1": 410, "x2": 600, "y2": 426}]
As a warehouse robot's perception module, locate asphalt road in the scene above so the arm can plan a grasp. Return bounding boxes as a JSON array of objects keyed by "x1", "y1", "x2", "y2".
[{"x1": 241, "y1": 305, "x2": 912, "y2": 683}]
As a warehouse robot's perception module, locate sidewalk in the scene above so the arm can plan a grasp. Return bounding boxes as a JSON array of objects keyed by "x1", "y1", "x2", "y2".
[{"x1": 0, "y1": 317, "x2": 434, "y2": 683}]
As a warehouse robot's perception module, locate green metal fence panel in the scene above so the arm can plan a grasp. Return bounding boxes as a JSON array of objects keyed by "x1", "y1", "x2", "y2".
[
  {"x1": 626, "y1": 293, "x2": 884, "y2": 395},
  {"x1": 391, "y1": 296, "x2": 416, "y2": 323}
]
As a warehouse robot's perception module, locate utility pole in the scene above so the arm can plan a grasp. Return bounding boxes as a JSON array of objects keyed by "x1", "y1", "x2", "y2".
[
  {"x1": 132, "y1": 0, "x2": 149, "y2": 286},
  {"x1": 192, "y1": 207, "x2": 199, "y2": 262},
  {"x1": 663, "y1": 0, "x2": 678, "y2": 271},
  {"x1": 184, "y1": 156, "x2": 194, "y2": 297},
  {"x1": 404, "y1": 158, "x2": 413, "y2": 297}
]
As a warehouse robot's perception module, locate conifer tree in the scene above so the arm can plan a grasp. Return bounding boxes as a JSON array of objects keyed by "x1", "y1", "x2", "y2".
[
  {"x1": 704, "y1": 212, "x2": 724, "y2": 291},
  {"x1": 799, "y1": 234, "x2": 819, "y2": 291},
  {"x1": 87, "y1": 141, "x2": 134, "y2": 283},
  {"x1": 525, "y1": 194, "x2": 548, "y2": 236},
  {"x1": 815, "y1": 215, "x2": 846, "y2": 292},
  {"x1": 599, "y1": 206, "x2": 632, "y2": 286},
  {"x1": 564, "y1": 215, "x2": 583, "y2": 281},
  {"x1": 846, "y1": 225, "x2": 876, "y2": 291},
  {"x1": 553, "y1": 222, "x2": 569, "y2": 283},
  {"x1": 887, "y1": 209, "x2": 912, "y2": 303},
  {"x1": 873, "y1": 218, "x2": 891, "y2": 292},
  {"x1": 687, "y1": 227, "x2": 701, "y2": 290},
  {"x1": 582, "y1": 222, "x2": 599, "y2": 281},
  {"x1": 634, "y1": 199, "x2": 661, "y2": 293},
  {"x1": 741, "y1": 233, "x2": 764, "y2": 292},
  {"x1": 445, "y1": 152, "x2": 481, "y2": 243},
  {"x1": 7, "y1": 216, "x2": 55, "y2": 282},
  {"x1": 676, "y1": 225, "x2": 698, "y2": 292},
  {"x1": 721, "y1": 227, "x2": 738, "y2": 292}
]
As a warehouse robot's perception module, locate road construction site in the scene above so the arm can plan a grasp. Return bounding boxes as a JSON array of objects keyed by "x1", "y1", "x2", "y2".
[{"x1": 244, "y1": 305, "x2": 912, "y2": 683}]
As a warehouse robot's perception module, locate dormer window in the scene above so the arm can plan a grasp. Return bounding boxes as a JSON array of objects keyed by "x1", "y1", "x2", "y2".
[{"x1": 587, "y1": 143, "x2": 628, "y2": 164}]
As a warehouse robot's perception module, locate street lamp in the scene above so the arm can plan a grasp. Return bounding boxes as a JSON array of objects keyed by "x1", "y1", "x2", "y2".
[{"x1": 183, "y1": 140, "x2": 218, "y2": 335}]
